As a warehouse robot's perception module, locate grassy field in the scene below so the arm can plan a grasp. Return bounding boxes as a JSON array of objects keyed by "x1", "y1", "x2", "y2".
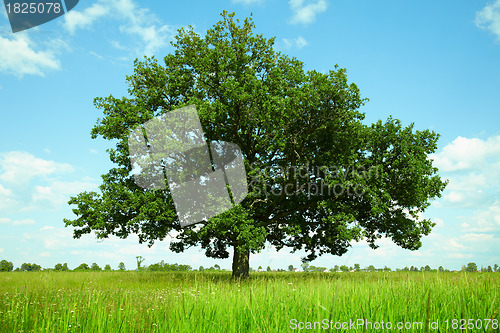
[{"x1": 0, "y1": 271, "x2": 498, "y2": 332}]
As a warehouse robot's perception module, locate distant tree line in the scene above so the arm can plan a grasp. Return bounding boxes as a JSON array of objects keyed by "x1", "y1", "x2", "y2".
[
  {"x1": 0, "y1": 259, "x2": 191, "y2": 272},
  {"x1": 147, "y1": 260, "x2": 192, "y2": 272},
  {"x1": 0, "y1": 259, "x2": 498, "y2": 273},
  {"x1": 0, "y1": 261, "x2": 42, "y2": 272},
  {"x1": 197, "y1": 264, "x2": 222, "y2": 271},
  {"x1": 260, "y1": 262, "x2": 500, "y2": 273}
]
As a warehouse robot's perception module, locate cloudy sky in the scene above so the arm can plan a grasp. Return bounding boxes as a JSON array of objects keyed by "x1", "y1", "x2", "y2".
[{"x1": 1, "y1": 0, "x2": 499, "y2": 271}]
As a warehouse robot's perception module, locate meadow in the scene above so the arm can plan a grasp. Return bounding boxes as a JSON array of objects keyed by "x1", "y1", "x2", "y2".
[{"x1": 0, "y1": 271, "x2": 498, "y2": 332}]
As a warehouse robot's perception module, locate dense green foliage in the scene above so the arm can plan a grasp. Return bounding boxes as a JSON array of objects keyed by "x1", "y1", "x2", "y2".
[
  {"x1": 1, "y1": 257, "x2": 498, "y2": 273},
  {"x1": 147, "y1": 260, "x2": 191, "y2": 272},
  {"x1": 64, "y1": 11, "x2": 447, "y2": 278},
  {"x1": 54, "y1": 263, "x2": 69, "y2": 271},
  {"x1": 0, "y1": 260, "x2": 13, "y2": 272},
  {"x1": 466, "y1": 262, "x2": 479, "y2": 273},
  {"x1": 0, "y1": 271, "x2": 498, "y2": 332},
  {"x1": 19, "y1": 263, "x2": 41, "y2": 272},
  {"x1": 74, "y1": 263, "x2": 89, "y2": 271}
]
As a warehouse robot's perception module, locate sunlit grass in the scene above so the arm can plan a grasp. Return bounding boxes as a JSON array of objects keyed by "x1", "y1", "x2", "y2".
[{"x1": 0, "y1": 271, "x2": 498, "y2": 332}]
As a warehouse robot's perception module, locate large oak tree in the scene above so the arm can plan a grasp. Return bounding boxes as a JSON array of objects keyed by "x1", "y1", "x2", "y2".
[{"x1": 64, "y1": 12, "x2": 447, "y2": 278}]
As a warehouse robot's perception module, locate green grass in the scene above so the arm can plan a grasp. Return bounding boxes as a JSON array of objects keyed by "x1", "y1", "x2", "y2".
[{"x1": 0, "y1": 271, "x2": 498, "y2": 332}]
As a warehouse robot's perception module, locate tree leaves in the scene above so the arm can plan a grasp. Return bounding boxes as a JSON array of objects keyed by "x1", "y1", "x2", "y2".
[{"x1": 65, "y1": 11, "x2": 447, "y2": 270}]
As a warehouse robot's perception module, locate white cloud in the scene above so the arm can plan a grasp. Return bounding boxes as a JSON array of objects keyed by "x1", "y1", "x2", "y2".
[
  {"x1": 119, "y1": 23, "x2": 173, "y2": 56},
  {"x1": 427, "y1": 230, "x2": 497, "y2": 261},
  {"x1": 63, "y1": 2, "x2": 108, "y2": 34},
  {"x1": 433, "y1": 217, "x2": 445, "y2": 228},
  {"x1": 460, "y1": 204, "x2": 500, "y2": 233},
  {"x1": 443, "y1": 191, "x2": 463, "y2": 203},
  {"x1": 446, "y1": 173, "x2": 488, "y2": 192},
  {"x1": 15, "y1": 219, "x2": 35, "y2": 225},
  {"x1": 444, "y1": 238, "x2": 468, "y2": 251},
  {"x1": 110, "y1": 40, "x2": 127, "y2": 50},
  {"x1": 456, "y1": 232, "x2": 498, "y2": 255},
  {"x1": 0, "y1": 185, "x2": 12, "y2": 195},
  {"x1": 89, "y1": 51, "x2": 104, "y2": 60},
  {"x1": 70, "y1": 249, "x2": 126, "y2": 262},
  {"x1": 0, "y1": 184, "x2": 16, "y2": 209},
  {"x1": 0, "y1": 151, "x2": 98, "y2": 211},
  {"x1": 289, "y1": 0, "x2": 328, "y2": 25},
  {"x1": 283, "y1": 36, "x2": 309, "y2": 49},
  {"x1": 32, "y1": 180, "x2": 97, "y2": 207},
  {"x1": 46, "y1": 237, "x2": 72, "y2": 250},
  {"x1": 0, "y1": 33, "x2": 61, "y2": 77},
  {"x1": 0, "y1": 151, "x2": 74, "y2": 186},
  {"x1": 40, "y1": 226, "x2": 55, "y2": 231},
  {"x1": 0, "y1": 218, "x2": 35, "y2": 225},
  {"x1": 0, "y1": 248, "x2": 3, "y2": 253},
  {"x1": 295, "y1": 36, "x2": 309, "y2": 48},
  {"x1": 476, "y1": 0, "x2": 500, "y2": 40},
  {"x1": 421, "y1": 209, "x2": 500, "y2": 262},
  {"x1": 114, "y1": 0, "x2": 175, "y2": 56},
  {"x1": 62, "y1": 0, "x2": 175, "y2": 56},
  {"x1": 462, "y1": 233, "x2": 494, "y2": 242},
  {"x1": 446, "y1": 253, "x2": 471, "y2": 259},
  {"x1": 430, "y1": 135, "x2": 500, "y2": 207},
  {"x1": 39, "y1": 227, "x2": 74, "y2": 250},
  {"x1": 431, "y1": 136, "x2": 500, "y2": 172},
  {"x1": 24, "y1": 226, "x2": 93, "y2": 251}
]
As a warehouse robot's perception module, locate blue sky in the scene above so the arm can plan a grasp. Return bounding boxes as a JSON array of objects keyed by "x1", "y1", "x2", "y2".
[{"x1": 1, "y1": 0, "x2": 499, "y2": 271}]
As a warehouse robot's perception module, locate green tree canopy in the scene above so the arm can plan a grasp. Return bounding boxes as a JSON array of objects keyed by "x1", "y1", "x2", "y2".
[
  {"x1": 20, "y1": 263, "x2": 41, "y2": 272},
  {"x1": 64, "y1": 11, "x2": 447, "y2": 278},
  {"x1": 90, "y1": 263, "x2": 101, "y2": 271},
  {"x1": 466, "y1": 262, "x2": 478, "y2": 272},
  {"x1": 136, "y1": 256, "x2": 145, "y2": 270},
  {"x1": 339, "y1": 265, "x2": 349, "y2": 272},
  {"x1": 148, "y1": 260, "x2": 192, "y2": 271},
  {"x1": 0, "y1": 260, "x2": 14, "y2": 272},
  {"x1": 75, "y1": 263, "x2": 89, "y2": 271}
]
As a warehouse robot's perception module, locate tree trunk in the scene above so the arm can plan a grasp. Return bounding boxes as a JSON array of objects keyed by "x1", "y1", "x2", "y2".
[{"x1": 232, "y1": 245, "x2": 250, "y2": 278}]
